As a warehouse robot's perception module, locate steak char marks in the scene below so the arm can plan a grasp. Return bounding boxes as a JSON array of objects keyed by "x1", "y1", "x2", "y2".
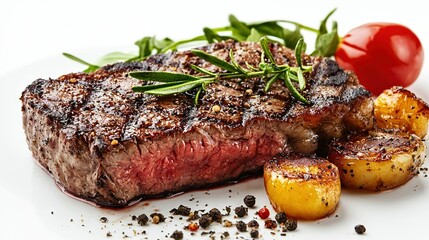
[{"x1": 21, "y1": 41, "x2": 374, "y2": 207}]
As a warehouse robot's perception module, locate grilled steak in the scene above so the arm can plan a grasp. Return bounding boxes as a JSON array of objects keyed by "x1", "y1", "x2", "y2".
[{"x1": 21, "y1": 40, "x2": 374, "y2": 207}]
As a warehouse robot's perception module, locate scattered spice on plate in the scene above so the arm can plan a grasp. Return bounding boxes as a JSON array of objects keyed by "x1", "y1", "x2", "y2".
[
  {"x1": 137, "y1": 214, "x2": 149, "y2": 226},
  {"x1": 236, "y1": 221, "x2": 247, "y2": 232},
  {"x1": 275, "y1": 212, "x2": 287, "y2": 224},
  {"x1": 244, "y1": 195, "x2": 256, "y2": 208},
  {"x1": 225, "y1": 206, "x2": 231, "y2": 216},
  {"x1": 234, "y1": 205, "x2": 248, "y2": 218},
  {"x1": 99, "y1": 217, "x2": 108, "y2": 223},
  {"x1": 201, "y1": 230, "x2": 215, "y2": 236},
  {"x1": 248, "y1": 219, "x2": 259, "y2": 228},
  {"x1": 250, "y1": 229, "x2": 259, "y2": 238},
  {"x1": 209, "y1": 208, "x2": 222, "y2": 223},
  {"x1": 221, "y1": 231, "x2": 230, "y2": 239},
  {"x1": 355, "y1": 224, "x2": 366, "y2": 234},
  {"x1": 199, "y1": 215, "x2": 211, "y2": 229},
  {"x1": 170, "y1": 205, "x2": 191, "y2": 216},
  {"x1": 286, "y1": 219, "x2": 298, "y2": 231},
  {"x1": 170, "y1": 230, "x2": 184, "y2": 240},
  {"x1": 264, "y1": 219, "x2": 278, "y2": 229}
]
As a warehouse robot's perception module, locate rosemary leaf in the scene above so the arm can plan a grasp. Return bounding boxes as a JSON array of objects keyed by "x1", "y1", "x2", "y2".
[
  {"x1": 284, "y1": 69, "x2": 309, "y2": 104},
  {"x1": 245, "y1": 62, "x2": 258, "y2": 71},
  {"x1": 132, "y1": 82, "x2": 186, "y2": 92},
  {"x1": 294, "y1": 38, "x2": 305, "y2": 69},
  {"x1": 194, "y1": 87, "x2": 203, "y2": 105},
  {"x1": 190, "y1": 64, "x2": 217, "y2": 76},
  {"x1": 297, "y1": 68, "x2": 305, "y2": 90},
  {"x1": 288, "y1": 71, "x2": 299, "y2": 82},
  {"x1": 229, "y1": 49, "x2": 247, "y2": 75},
  {"x1": 144, "y1": 81, "x2": 203, "y2": 95},
  {"x1": 129, "y1": 71, "x2": 199, "y2": 82},
  {"x1": 264, "y1": 73, "x2": 281, "y2": 92},
  {"x1": 260, "y1": 37, "x2": 276, "y2": 64},
  {"x1": 191, "y1": 49, "x2": 237, "y2": 72}
]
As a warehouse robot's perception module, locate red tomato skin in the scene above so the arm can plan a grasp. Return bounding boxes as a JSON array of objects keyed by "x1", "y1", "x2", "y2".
[{"x1": 335, "y1": 23, "x2": 424, "y2": 96}]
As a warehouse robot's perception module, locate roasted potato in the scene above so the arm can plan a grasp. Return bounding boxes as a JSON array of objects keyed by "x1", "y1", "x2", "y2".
[
  {"x1": 374, "y1": 86, "x2": 429, "y2": 138},
  {"x1": 328, "y1": 131, "x2": 426, "y2": 191},
  {"x1": 264, "y1": 155, "x2": 341, "y2": 220}
]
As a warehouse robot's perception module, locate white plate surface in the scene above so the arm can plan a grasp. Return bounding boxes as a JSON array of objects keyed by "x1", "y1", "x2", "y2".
[{"x1": 1, "y1": 1, "x2": 428, "y2": 239}]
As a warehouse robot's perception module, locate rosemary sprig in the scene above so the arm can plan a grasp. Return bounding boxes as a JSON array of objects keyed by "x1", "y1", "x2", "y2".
[{"x1": 130, "y1": 37, "x2": 311, "y2": 105}]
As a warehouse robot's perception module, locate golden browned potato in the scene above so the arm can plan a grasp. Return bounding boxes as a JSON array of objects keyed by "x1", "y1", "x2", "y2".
[
  {"x1": 374, "y1": 86, "x2": 429, "y2": 139},
  {"x1": 328, "y1": 131, "x2": 426, "y2": 191},
  {"x1": 264, "y1": 155, "x2": 341, "y2": 220}
]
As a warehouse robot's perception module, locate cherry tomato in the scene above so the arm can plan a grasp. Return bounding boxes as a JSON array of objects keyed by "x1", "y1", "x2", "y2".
[{"x1": 335, "y1": 23, "x2": 424, "y2": 95}]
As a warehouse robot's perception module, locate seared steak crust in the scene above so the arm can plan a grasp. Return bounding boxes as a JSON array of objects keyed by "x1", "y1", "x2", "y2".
[{"x1": 21, "y1": 41, "x2": 373, "y2": 207}]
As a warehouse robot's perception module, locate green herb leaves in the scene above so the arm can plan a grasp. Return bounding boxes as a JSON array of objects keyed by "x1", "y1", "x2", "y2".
[
  {"x1": 62, "y1": 53, "x2": 100, "y2": 73},
  {"x1": 129, "y1": 71, "x2": 199, "y2": 82},
  {"x1": 312, "y1": 8, "x2": 340, "y2": 57},
  {"x1": 64, "y1": 9, "x2": 338, "y2": 74},
  {"x1": 131, "y1": 37, "x2": 312, "y2": 105},
  {"x1": 191, "y1": 50, "x2": 237, "y2": 72}
]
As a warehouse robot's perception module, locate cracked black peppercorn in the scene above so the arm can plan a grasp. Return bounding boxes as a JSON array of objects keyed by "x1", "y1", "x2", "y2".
[
  {"x1": 199, "y1": 216, "x2": 211, "y2": 229},
  {"x1": 137, "y1": 214, "x2": 148, "y2": 226},
  {"x1": 236, "y1": 220, "x2": 247, "y2": 232},
  {"x1": 286, "y1": 219, "x2": 298, "y2": 231},
  {"x1": 234, "y1": 205, "x2": 248, "y2": 218},
  {"x1": 264, "y1": 219, "x2": 278, "y2": 229},
  {"x1": 244, "y1": 195, "x2": 256, "y2": 208},
  {"x1": 170, "y1": 230, "x2": 183, "y2": 240},
  {"x1": 275, "y1": 212, "x2": 287, "y2": 224},
  {"x1": 248, "y1": 219, "x2": 259, "y2": 228},
  {"x1": 250, "y1": 229, "x2": 259, "y2": 238},
  {"x1": 170, "y1": 205, "x2": 191, "y2": 216},
  {"x1": 209, "y1": 208, "x2": 222, "y2": 222},
  {"x1": 355, "y1": 224, "x2": 366, "y2": 234},
  {"x1": 225, "y1": 206, "x2": 231, "y2": 215}
]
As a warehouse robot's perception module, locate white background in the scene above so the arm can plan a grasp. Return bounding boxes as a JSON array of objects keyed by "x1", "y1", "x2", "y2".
[
  {"x1": 1, "y1": 0, "x2": 427, "y2": 77},
  {"x1": 0, "y1": 0, "x2": 428, "y2": 239}
]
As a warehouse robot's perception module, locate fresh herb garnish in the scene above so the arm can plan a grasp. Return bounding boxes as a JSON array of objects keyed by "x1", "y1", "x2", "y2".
[
  {"x1": 130, "y1": 37, "x2": 312, "y2": 105},
  {"x1": 63, "y1": 9, "x2": 338, "y2": 73},
  {"x1": 62, "y1": 53, "x2": 100, "y2": 74}
]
